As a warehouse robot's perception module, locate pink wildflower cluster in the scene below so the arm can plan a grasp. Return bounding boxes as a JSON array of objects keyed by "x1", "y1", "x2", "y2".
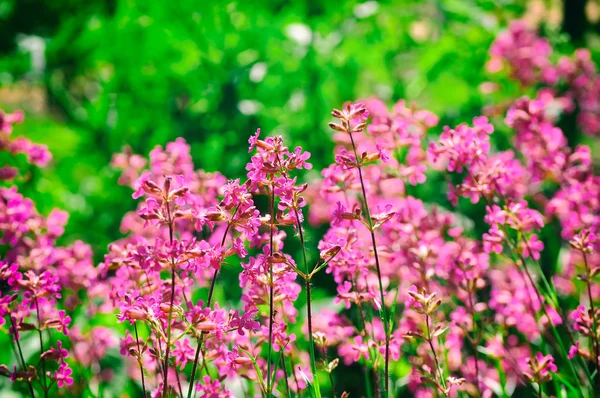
[
  {"x1": 0, "y1": 110, "x2": 102, "y2": 395},
  {"x1": 489, "y1": 20, "x2": 600, "y2": 135},
  {"x1": 99, "y1": 97, "x2": 600, "y2": 397},
  {"x1": 0, "y1": 109, "x2": 51, "y2": 180},
  {"x1": 102, "y1": 132, "x2": 321, "y2": 396}
]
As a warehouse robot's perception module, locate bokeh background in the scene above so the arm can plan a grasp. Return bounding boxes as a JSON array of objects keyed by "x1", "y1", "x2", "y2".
[{"x1": 3, "y1": 0, "x2": 599, "y2": 258}]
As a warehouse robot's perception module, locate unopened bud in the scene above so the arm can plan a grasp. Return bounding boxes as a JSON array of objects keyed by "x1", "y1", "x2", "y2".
[
  {"x1": 313, "y1": 331, "x2": 328, "y2": 347},
  {"x1": 233, "y1": 356, "x2": 253, "y2": 365},
  {"x1": 163, "y1": 176, "x2": 172, "y2": 194},
  {"x1": 328, "y1": 122, "x2": 346, "y2": 132},
  {"x1": 196, "y1": 321, "x2": 217, "y2": 332},
  {"x1": 327, "y1": 358, "x2": 339, "y2": 373},
  {"x1": 143, "y1": 180, "x2": 162, "y2": 195}
]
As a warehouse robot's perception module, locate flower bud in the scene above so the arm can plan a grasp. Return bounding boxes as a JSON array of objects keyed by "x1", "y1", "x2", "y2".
[
  {"x1": 313, "y1": 331, "x2": 328, "y2": 347},
  {"x1": 326, "y1": 358, "x2": 339, "y2": 373},
  {"x1": 143, "y1": 180, "x2": 162, "y2": 195},
  {"x1": 328, "y1": 122, "x2": 346, "y2": 132},
  {"x1": 196, "y1": 321, "x2": 217, "y2": 332},
  {"x1": 233, "y1": 356, "x2": 253, "y2": 365}
]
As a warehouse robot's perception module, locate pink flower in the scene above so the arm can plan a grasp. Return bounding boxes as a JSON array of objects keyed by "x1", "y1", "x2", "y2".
[
  {"x1": 568, "y1": 342, "x2": 580, "y2": 359},
  {"x1": 248, "y1": 128, "x2": 260, "y2": 152},
  {"x1": 0, "y1": 109, "x2": 24, "y2": 134},
  {"x1": 53, "y1": 362, "x2": 74, "y2": 388},
  {"x1": 57, "y1": 310, "x2": 72, "y2": 335},
  {"x1": 483, "y1": 224, "x2": 504, "y2": 254},
  {"x1": 521, "y1": 234, "x2": 544, "y2": 261}
]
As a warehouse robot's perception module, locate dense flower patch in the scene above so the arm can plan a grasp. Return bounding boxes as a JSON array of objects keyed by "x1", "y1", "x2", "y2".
[{"x1": 1, "y1": 20, "x2": 600, "y2": 398}]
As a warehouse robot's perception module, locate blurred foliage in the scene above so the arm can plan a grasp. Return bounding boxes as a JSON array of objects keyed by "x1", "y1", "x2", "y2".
[{"x1": 0, "y1": 0, "x2": 535, "y2": 256}]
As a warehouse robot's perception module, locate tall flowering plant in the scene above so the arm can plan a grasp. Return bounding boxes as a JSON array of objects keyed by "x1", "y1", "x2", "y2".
[{"x1": 106, "y1": 133, "x2": 335, "y2": 397}]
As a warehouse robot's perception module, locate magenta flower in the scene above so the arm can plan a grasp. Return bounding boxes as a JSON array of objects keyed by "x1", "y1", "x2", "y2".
[
  {"x1": 521, "y1": 234, "x2": 544, "y2": 261},
  {"x1": 53, "y1": 362, "x2": 74, "y2": 388}
]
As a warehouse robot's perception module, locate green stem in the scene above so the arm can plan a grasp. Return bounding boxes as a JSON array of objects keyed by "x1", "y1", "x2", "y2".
[
  {"x1": 425, "y1": 313, "x2": 446, "y2": 393},
  {"x1": 163, "y1": 205, "x2": 177, "y2": 398},
  {"x1": 467, "y1": 288, "x2": 481, "y2": 396},
  {"x1": 162, "y1": 266, "x2": 176, "y2": 398},
  {"x1": 280, "y1": 353, "x2": 291, "y2": 398},
  {"x1": 9, "y1": 315, "x2": 35, "y2": 398},
  {"x1": 35, "y1": 300, "x2": 48, "y2": 398},
  {"x1": 187, "y1": 205, "x2": 239, "y2": 398},
  {"x1": 294, "y1": 207, "x2": 321, "y2": 397},
  {"x1": 348, "y1": 131, "x2": 390, "y2": 394},
  {"x1": 267, "y1": 180, "x2": 275, "y2": 393},
  {"x1": 134, "y1": 322, "x2": 147, "y2": 397},
  {"x1": 583, "y1": 251, "x2": 600, "y2": 388}
]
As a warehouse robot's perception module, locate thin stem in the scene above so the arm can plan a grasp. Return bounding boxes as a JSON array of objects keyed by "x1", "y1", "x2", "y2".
[
  {"x1": 364, "y1": 366, "x2": 374, "y2": 398},
  {"x1": 374, "y1": 372, "x2": 381, "y2": 398},
  {"x1": 280, "y1": 353, "x2": 291, "y2": 398},
  {"x1": 163, "y1": 266, "x2": 176, "y2": 398},
  {"x1": 9, "y1": 316, "x2": 35, "y2": 398},
  {"x1": 34, "y1": 300, "x2": 48, "y2": 398},
  {"x1": 322, "y1": 350, "x2": 338, "y2": 398},
  {"x1": 328, "y1": 371, "x2": 337, "y2": 398},
  {"x1": 294, "y1": 207, "x2": 321, "y2": 395},
  {"x1": 289, "y1": 355, "x2": 300, "y2": 393},
  {"x1": 134, "y1": 322, "x2": 147, "y2": 397},
  {"x1": 163, "y1": 204, "x2": 176, "y2": 398},
  {"x1": 187, "y1": 205, "x2": 239, "y2": 398},
  {"x1": 175, "y1": 368, "x2": 184, "y2": 398},
  {"x1": 425, "y1": 313, "x2": 446, "y2": 393},
  {"x1": 267, "y1": 181, "x2": 275, "y2": 393},
  {"x1": 156, "y1": 338, "x2": 165, "y2": 389},
  {"x1": 351, "y1": 277, "x2": 377, "y2": 344},
  {"x1": 583, "y1": 251, "x2": 600, "y2": 387},
  {"x1": 517, "y1": 230, "x2": 596, "y2": 393},
  {"x1": 206, "y1": 204, "x2": 239, "y2": 305},
  {"x1": 348, "y1": 131, "x2": 390, "y2": 393},
  {"x1": 467, "y1": 289, "x2": 481, "y2": 396}
]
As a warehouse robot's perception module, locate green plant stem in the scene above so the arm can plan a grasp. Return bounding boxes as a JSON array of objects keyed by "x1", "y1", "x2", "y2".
[
  {"x1": 425, "y1": 313, "x2": 446, "y2": 393},
  {"x1": 267, "y1": 180, "x2": 275, "y2": 393},
  {"x1": 175, "y1": 368, "x2": 184, "y2": 398},
  {"x1": 328, "y1": 371, "x2": 337, "y2": 398},
  {"x1": 322, "y1": 350, "x2": 338, "y2": 398},
  {"x1": 280, "y1": 353, "x2": 291, "y2": 398},
  {"x1": 348, "y1": 130, "x2": 390, "y2": 394},
  {"x1": 163, "y1": 208, "x2": 177, "y2": 398},
  {"x1": 583, "y1": 251, "x2": 600, "y2": 388},
  {"x1": 34, "y1": 300, "x2": 48, "y2": 398},
  {"x1": 163, "y1": 266, "x2": 176, "y2": 398},
  {"x1": 294, "y1": 207, "x2": 321, "y2": 397},
  {"x1": 9, "y1": 315, "x2": 35, "y2": 398},
  {"x1": 134, "y1": 322, "x2": 147, "y2": 397},
  {"x1": 187, "y1": 205, "x2": 239, "y2": 398},
  {"x1": 364, "y1": 366, "x2": 374, "y2": 398},
  {"x1": 466, "y1": 288, "x2": 482, "y2": 397}
]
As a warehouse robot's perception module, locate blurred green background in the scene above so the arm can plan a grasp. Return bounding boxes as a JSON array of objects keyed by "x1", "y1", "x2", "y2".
[{"x1": 0, "y1": 0, "x2": 598, "y2": 257}]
